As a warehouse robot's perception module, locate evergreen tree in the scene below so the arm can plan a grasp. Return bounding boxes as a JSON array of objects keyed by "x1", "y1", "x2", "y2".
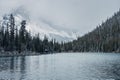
[
  {"x1": 9, "y1": 14, "x2": 15, "y2": 51},
  {"x1": 1, "y1": 25, "x2": 5, "y2": 49},
  {"x1": 43, "y1": 36, "x2": 49, "y2": 52},
  {"x1": 15, "y1": 26, "x2": 19, "y2": 51},
  {"x1": 4, "y1": 23, "x2": 10, "y2": 51},
  {"x1": 19, "y1": 20, "x2": 27, "y2": 52},
  {"x1": 25, "y1": 31, "x2": 32, "y2": 51}
]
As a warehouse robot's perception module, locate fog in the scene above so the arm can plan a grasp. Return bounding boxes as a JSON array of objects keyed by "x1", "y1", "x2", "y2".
[{"x1": 0, "y1": 0, "x2": 120, "y2": 36}]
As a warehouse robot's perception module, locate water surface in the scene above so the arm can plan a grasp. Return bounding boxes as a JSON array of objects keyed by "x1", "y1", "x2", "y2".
[{"x1": 0, "y1": 53, "x2": 120, "y2": 80}]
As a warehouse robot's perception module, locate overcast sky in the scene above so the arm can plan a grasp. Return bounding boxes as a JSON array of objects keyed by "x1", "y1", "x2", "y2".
[{"x1": 0, "y1": 0, "x2": 120, "y2": 36}]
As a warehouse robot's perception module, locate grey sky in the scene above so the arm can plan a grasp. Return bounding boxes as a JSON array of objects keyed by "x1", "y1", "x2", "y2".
[{"x1": 0, "y1": 0, "x2": 120, "y2": 36}]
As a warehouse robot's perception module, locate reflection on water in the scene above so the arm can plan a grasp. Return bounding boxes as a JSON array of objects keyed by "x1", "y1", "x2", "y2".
[
  {"x1": 0, "y1": 56, "x2": 26, "y2": 80},
  {"x1": 0, "y1": 53, "x2": 120, "y2": 80}
]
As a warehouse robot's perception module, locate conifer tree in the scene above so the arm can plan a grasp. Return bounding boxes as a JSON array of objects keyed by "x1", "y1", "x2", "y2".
[
  {"x1": 19, "y1": 20, "x2": 27, "y2": 51},
  {"x1": 9, "y1": 14, "x2": 15, "y2": 51}
]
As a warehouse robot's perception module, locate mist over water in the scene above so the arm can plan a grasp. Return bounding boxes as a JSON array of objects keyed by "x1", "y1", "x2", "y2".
[{"x1": 0, "y1": 53, "x2": 120, "y2": 80}]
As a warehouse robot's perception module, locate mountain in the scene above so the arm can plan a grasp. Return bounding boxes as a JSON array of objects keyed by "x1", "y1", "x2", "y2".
[
  {"x1": 0, "y1": 13, "x2": 62, "y2": 52},
  {"x1": 62, "y1": 9, "x2": 120, "y2": 53},
  {"x1": 1, "y1": 7, "x2": 120, "y2": 53},
  {"x1": 1, "y1": 7, "x2": 76, "y2": 42}
]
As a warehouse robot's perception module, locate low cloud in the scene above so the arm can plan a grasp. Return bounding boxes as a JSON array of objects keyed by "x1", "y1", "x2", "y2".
[{"x1": 0, "y1": 0, "x2": 120, "y2": 36}]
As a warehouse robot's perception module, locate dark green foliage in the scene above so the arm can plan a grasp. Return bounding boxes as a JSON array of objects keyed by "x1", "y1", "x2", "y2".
[
  {"x1": 62, "y1": 10, "x2": 120, "y2": 53},
  {"x1": 15, "y1": 26, "x2": 19, "y2": 51},
  {"x1": 3, "y1": 23, "x2": 10, "y2": 51},
  {"x1": 19, "y1": 20, "x2": 27, "y2": 52},
  {"x1": 9, "y1": 14, "x2": 15, "y2": 51},
  {"x1": 1, "y1": 9, "x2": 120, "y2": 54},
  {"x1": 0, "y1": 14, "x2": 61, "y2": 53}
]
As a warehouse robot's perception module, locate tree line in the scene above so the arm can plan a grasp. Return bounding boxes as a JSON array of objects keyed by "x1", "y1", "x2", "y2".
[
  {"x1": 1, "y1": 9, "x2": 120, "y2": 54},
  {"x1": 0, "y1": 14, "x2": 61, "y2": 53},
  {"x1": 62, "y1": 9, "x2": 120, "y2": 53}
]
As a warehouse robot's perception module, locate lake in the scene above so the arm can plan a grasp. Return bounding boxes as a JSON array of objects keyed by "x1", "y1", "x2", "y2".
[{"x1": 0, "y1": 53, "x2": 120, "y2": 80}]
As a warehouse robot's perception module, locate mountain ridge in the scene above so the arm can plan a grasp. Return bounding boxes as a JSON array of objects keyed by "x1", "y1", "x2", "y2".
[
  {"x1": 62, "y1": 9, "x2": 120, "y2": 52},
  {"x1": 0, "y1": 7, "x2": 77, "y2": 42}
]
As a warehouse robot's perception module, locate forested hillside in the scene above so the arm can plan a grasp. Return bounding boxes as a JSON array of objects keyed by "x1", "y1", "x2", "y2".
[
  {"x1": 0, "y1": 9, "x2": 120, "y2": 53},
  {"x1": 0, "y1": 14, "x2": 61, "y2": 53},
  {"x1": 62, "y1": 10, "x2": 120, "y2": 53}
]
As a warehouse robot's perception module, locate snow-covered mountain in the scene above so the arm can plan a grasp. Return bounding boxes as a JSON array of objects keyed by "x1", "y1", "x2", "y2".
[{"x1": 0, "y1": 7, "x2": 77, "y2": 42}]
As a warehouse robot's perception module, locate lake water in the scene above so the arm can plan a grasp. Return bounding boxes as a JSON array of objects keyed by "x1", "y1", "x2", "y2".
[{"x1": 0, "y1": 53, "x2": 120, "y2": 80}]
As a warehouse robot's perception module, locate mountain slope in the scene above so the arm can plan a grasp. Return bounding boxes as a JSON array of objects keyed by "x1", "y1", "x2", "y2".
[
  {"x1": 63, "y1": 10, "x2": 120, "y2": 52},
  {"x1": 0, "y1": 7, "x2": 77, "y2": 42},
  {"x1": 11, "y1": 7, "x2": 77, "y2": 42}
]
